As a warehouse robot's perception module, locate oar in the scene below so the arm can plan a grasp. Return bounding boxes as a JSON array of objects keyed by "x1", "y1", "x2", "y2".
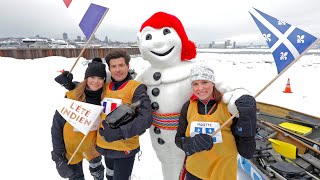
[
  {"x1": 260, "y1": 119, "x2": 320, "y2": 155},
  {"x1": 269, "y1": 139, "x2": 320, "y2": 180},
  {"x1": 276, "y1": 124, "x2": 320, "y2": 147},
  {"x1": 268, "y1": 138, "x2": 297, "y2": 159}
]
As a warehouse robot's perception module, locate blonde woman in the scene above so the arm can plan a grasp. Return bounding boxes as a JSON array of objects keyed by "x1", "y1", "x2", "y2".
[{"x1": 51, "y1": 58, "x2": 106, "y2": 180}]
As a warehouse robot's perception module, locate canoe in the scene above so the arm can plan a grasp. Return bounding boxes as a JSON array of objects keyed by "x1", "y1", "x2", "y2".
[
  {"x1": 256, "y1": 102, "x2": 320, "y2": 141},
  {"x1": 238, "y1": 101, "x2": 320, "y2": 180}
]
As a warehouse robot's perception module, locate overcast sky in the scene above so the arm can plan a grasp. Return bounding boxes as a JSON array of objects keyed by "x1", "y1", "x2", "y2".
[{"x1": 1, "y1": 0, "x2": 320, "y2": 44}]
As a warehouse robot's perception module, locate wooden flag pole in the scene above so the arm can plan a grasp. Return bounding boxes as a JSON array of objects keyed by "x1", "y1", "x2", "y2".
[
  {"x1": 211, "y1": 38, "x2": 320, "y2": 137},
  {"x1": 67, "y1": 9, "x2": 109, "y2": 164},
  {"x1": 67, "y1": 118, "x2": 98, "y2": 164},
  {"x1": 69, "y1": 10, "x2": 109, "y2": 73}
]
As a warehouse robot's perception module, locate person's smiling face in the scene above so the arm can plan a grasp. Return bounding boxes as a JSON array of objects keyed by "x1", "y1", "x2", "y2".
[
  {"x1": 192, "y1": 80, "x2": 214, "y2": 101},
  {"x1": 108, "y1": 57, "x2": 129, "y2": 82},
  {"x1": 87, "y1": 76, "x2": 104, "y2": 91}
]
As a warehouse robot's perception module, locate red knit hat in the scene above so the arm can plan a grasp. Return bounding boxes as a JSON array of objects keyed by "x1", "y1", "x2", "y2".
[{"x1": 140, "y1": 12, "x2": 197, "y2": 61}]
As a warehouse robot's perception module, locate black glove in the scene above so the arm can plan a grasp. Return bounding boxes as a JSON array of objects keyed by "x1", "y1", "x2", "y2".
[
  {"x1": 234, "y1": 95, "x2": 257, "y2": 137},
  {"x1": 55, "y1": 71, "x2": 75, "y2": 90},
  {"x1": 51, "y1": 151, "x2": 74, "y2": 178},
  {"x1": 99, "y1": 122, "x2": 124, "y2": 142},
  {"x1": 182, "y1": 134, "x2": 214, "y2": 156},
  {"x1": 104, "y1": 101, "x2": 140, "y2": 129}
]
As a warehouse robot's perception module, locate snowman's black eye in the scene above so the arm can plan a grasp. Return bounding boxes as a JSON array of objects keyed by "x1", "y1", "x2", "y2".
[
  {"x1": 146, "y1": 34, "x2": 152, "y2": 40},
  {"x1": 163, "y1": 29, "x2": 171, "y2": 35}
]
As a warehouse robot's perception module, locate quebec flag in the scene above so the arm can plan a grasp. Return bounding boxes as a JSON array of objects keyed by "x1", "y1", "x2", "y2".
[
  {"x1": 63, "y1": 0, "x2": 109, "y2": 39},
  {"x1": 249, "y1": 8, "x2": 318, "y2": 73}
]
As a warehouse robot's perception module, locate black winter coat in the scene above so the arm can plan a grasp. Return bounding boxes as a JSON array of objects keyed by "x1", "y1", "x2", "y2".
[
  {"x1": 175, "y1": 97, "x2": 256, "y2": 159},
  {"x1": 96, "y1": 75, "x2": 153, "y2": 158},
  {"x1": 51, "y1": 88, "x2": 102, "y2": 155}
]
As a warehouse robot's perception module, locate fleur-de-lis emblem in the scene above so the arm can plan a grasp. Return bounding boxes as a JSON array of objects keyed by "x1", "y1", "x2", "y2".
[
  {"x1": 297, "y1": 35, "x2": 305, "y2": 43},
  {"x1": 263, "y1": 33, "x2": 271, "y2": 42},
  {"x1": 280, "y1": 52, "x2": 288, "y2": 60},
  {"x1": 277, "y1": 20, "x2": 286, "y2": 26}
]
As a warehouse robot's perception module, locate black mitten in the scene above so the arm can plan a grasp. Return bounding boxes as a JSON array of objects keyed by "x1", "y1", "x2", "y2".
[
  {"x1": 55, "y1": 71, "x2": 75, "y2": 90},
  {"x1": 51, "y1": 151, "x2": 74, "y2": 178},
  {"x1": 105, "y1": 101, "x2": 140, "y2": 129},
  {"x1": 99, "y1": 121, "x2": 124, "y2": 142},
  {"x1": 235, "y1": 95, "x2": 257, "y2": 137},
  {"x1": 182, "y1": 134, "x2": 214, "y2": 156}
]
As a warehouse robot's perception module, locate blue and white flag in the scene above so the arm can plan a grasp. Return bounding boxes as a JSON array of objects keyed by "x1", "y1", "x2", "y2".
[
  {"x1": 63, "y1": 0, "x2": 109, "y2": 40},
  {"x1": 249, "y1": 8, "x2": 318, "y2": 73}
]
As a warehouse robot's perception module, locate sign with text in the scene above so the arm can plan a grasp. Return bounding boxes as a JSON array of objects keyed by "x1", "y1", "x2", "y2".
[
  {"x1": 190, "y1": 121, "x2": 223, "y2": 143},
  {"x1": 57, "y1": 98, "x2": 104, "y2": 135}
]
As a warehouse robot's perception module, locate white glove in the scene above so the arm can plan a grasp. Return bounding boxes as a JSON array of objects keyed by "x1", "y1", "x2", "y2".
[{"x1": 222, "y1": 88, "x2": 251, "y2": 118}]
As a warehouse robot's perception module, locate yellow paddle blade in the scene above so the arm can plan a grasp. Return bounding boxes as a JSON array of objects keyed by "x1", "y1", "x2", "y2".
[
  {"x1": 268, "y1": 138, "x2": 297, "y2": 159},
  {"x1": 279, "y1": 122, "x2": 313, "y2": 135}
]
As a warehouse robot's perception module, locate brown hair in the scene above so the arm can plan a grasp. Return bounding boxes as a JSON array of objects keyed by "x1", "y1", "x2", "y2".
[
  {"x1": 72, "y1": 79, "x2": 106, "y2": 102},
  {"x1": 105, "y1": 49, "x2": 131, "y2": 67},
  {"x1": 213, "y1": 85, "x2": 223, "y2": 102}
]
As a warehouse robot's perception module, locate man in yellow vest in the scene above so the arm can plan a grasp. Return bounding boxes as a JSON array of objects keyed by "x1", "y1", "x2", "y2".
[{"x1": 97, "y1": 49, "x2": 153, "y2": 180}]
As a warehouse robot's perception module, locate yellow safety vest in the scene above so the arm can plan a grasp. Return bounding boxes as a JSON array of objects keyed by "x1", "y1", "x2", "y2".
[
  {"x1": 63, "y1": 90, "x2": 101, "y2": 164},
  {"x1": 96, "y1": 80, "x2": 141, "y2": 151},
  {"x1": 185, "y1": 100, "x2": 238, "y2": 180}
]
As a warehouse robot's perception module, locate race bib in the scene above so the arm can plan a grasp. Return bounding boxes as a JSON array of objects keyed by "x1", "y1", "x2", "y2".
[
  {"x1": 190, "y1": 121, "x2": 223, "y2": 144},
  {"x1": 101, "y1": 98, "x2": 122, "y2": 115}
]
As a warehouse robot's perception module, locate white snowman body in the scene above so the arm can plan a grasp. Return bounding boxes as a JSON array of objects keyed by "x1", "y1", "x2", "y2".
[{"x1": 137, "y1": 26, "x2": 194, "y2": 180}]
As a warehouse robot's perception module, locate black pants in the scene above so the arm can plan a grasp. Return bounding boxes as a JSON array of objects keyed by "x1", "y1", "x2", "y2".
[
  {"x1": 104, "y1": 156, "x2": 135, "y2": 180},
  {"x1": 186, "y1": 171, "x2": 202, "y2": 180}
]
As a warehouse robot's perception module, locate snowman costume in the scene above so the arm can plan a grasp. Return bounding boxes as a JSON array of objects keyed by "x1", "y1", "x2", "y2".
[{"x1": 136, "y1": 12, "x2": 197, "y2": 180}]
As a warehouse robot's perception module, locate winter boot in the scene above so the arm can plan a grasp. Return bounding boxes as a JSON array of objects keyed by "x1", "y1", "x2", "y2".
[{"x1": 90, "y1": 164, "x2": 105, "y2": 180}]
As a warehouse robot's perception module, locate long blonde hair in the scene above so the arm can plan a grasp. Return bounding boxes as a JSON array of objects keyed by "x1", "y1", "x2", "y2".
[{"x1": 72, "y1": 79, "x2": 107, "y2": 102}]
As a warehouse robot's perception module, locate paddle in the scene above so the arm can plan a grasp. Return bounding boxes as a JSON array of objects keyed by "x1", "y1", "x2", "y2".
[
  {"x1": 260, "y1": 119, "x2": 320, "y2": 155},
  {"x1": 268, "y1": 138, "x2": 297, "y2": 159}
]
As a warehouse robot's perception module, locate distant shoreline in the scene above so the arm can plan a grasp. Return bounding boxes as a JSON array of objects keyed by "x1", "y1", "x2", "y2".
[{"x1": 197, "y1": 49, "x2": 320, "y2": 55}]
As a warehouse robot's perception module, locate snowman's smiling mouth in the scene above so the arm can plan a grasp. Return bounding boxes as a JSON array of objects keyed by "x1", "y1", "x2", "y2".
[{"x1": 151, "y1": 47, "x2": 174, "y2": 56}]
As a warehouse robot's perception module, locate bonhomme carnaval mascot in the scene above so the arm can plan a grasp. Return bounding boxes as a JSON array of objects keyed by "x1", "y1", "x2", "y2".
[{"x1": 136, "y1": 12, "x2": 197, "y2": 179}]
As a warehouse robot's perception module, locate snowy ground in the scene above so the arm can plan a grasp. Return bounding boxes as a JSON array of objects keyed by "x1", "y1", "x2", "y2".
[{"x1": 0, "y1": 50, "x2": 319, "y2": 179}]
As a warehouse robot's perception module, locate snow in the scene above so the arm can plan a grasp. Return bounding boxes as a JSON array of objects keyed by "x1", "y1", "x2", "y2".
[{"x1": 0, "y1": 50, "x2": 319, "y2": 179}]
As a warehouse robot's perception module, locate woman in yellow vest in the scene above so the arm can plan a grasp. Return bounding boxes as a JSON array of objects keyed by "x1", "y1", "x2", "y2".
[
  {"x1": 175, "y1": 64, "x2": 257, "y2": 180},
  {"x1": 51, "y1": 58, "x2": 106, "y2": 180}
]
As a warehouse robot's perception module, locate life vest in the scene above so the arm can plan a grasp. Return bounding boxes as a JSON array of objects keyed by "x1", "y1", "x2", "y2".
[
  {"x1": 96, "y1": 80, "x2": 141, "y2": 151},
  {"x1": 63, "y1": 90, "x2": 101, "y2": 164},
  {"x1": 185, "y1": 100, "x2": 238, "y2": 180}
]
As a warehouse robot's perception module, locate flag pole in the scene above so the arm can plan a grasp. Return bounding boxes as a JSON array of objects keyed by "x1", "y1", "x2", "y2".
[
  {"x1": 69, "y1": 10, "x2": 109, "y2": 73},
  {"x1": 210, "y1": 38, "x2": 319, "y2": 137},
  {"x1": 67, "y1": 9, "x2": 109, "y2": 164},
  {"x1": 67, "y1": 118, "x2": 99, "y2": 164}
]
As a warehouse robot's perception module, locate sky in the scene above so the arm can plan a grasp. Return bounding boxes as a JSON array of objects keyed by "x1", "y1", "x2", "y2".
[
  {"x1": 1, "y1": 0, "x2": 320, "y2": 44},
  {"x1": 0, "y1": 50, "x2": 319, "y2": 179}
]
